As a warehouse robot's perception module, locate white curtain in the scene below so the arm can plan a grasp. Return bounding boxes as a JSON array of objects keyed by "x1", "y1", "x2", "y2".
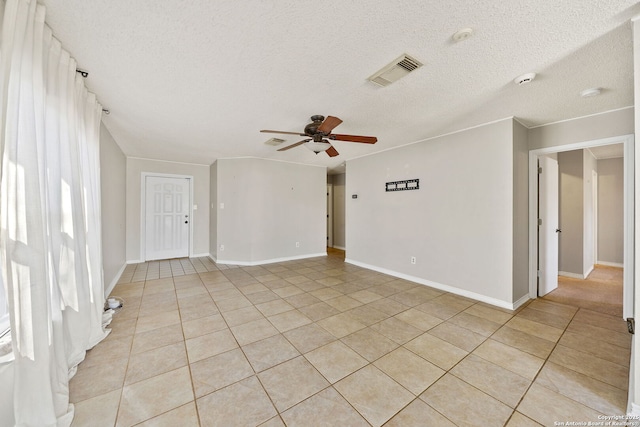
[{"x1": 0, "y1": 0, "x2": 110, "y2": 425}]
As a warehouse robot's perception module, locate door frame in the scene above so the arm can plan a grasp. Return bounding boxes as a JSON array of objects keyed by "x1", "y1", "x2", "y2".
[
  {"x1": 327, "y1": 183, "x2": 333, "y2": 248},
  {"x1": 528, "y1": 134, "x2": 634, "y2": 319},
  {"x1": 140, "y1": 172, "x2": 194, "y2": 261}
]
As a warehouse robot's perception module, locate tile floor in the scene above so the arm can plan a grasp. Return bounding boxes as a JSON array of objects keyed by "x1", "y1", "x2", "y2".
[{"x1": 69, "y1": 254, "x2": 631, "y2": 427}]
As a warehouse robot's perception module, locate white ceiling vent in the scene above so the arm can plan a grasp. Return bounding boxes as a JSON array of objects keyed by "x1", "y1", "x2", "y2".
[
  {"x1": 264, "y1": 137, "x2": 285, "y2": 146},
  {"x1": 367, "y1": 54, "x2": 423, "y2": 87}
]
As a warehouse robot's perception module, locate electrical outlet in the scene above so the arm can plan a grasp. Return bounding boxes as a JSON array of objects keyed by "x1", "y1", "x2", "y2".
[
  {"x1": 410, "y1": 256, "x2": 416, "y2": 265},
  {"x1": 296, "y1": 242, "x2": 300, "y2": 248},
  {"x1": 220, "y1": 244, "x2": 225, "y2": 251}
]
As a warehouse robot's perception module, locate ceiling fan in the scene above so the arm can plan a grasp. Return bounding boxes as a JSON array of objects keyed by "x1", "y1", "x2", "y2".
[{"x1": 261, "y1": 115, "x2": 377, "y2": 157}]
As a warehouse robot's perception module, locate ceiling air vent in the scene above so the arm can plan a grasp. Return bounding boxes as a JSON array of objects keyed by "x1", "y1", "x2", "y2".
[
  {"x1": 367, "y1": 54, "x2": 423, "y2": 87},
  {"x1": 264, "y1": 137, "x2": 285, "y2": 146}
]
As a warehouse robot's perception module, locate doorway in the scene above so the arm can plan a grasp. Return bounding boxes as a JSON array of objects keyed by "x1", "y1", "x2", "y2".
[
  {"x1": 528, "y1": 134, "x2": 634, "y2": 319},
  {"x1": 143, "y1": 174, "x2": 192, "y2": 261}
]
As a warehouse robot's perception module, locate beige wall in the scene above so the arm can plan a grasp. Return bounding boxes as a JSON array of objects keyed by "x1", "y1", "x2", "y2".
[
  {"x1": 100, "y1": 124, "x2": 127, "y2": 295},
  {"x1": 329, "y1": 174, "x2": 346, "y2": 249},
  {"x1": 598, "y1": 157, "x2": 624, "y2": 265},
  {"x1": 528, "y1": 107, "x2": 633, "y2": 150},
  {"x1": 558, "y1": 150, "x2": 585, "y2": 275},
  {"x1": 125, "y1": 158, "x2": 210, "y2": 262},
  {"x1": 347, "y1": 118, "x2": 517, "y2": 306}
]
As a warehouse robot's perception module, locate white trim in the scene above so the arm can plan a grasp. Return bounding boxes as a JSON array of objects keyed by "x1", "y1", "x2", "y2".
[
  {"x1": 126, "y1": 259, "x2": 144, "y2": 264},
  {"x1": 345, "y1": 258, "x2": 520, "y2": 310},
  {"x1": 559, "y1": 271, "x2": 584, "y2": 279},
  {"x1": 528, "y1": 134, "x2": 634, "y2": 320},
  {"x1": 333, "y1": 246, "x2": 346, "y2": 251},
  {"x1": 629, "y1": 402, "x2": 640, "y2": 418},
  {"x1": 215, "y1": 156, "x2": 328, "y2": 169},
  {"x1": 104, "y1": 263, "x2": 127, "y2": 298},
  {"x1": 597, "y1": 261, "x2": 624, "y2": 268},
  {"x1": 140, "y1": 173, "x2": 194, "y2": 261},
  {"x1": 190, "y1": 253, "x2": 211, "y2": 258},
  {"x1": 127, "y1": 156, "x2": 209, "y2": 167},
  {"x1": 583, "y1": 264, "x2": 594, "y2": 279},
  {"x1": 215, "y1": 252, "x2": 327, "y2": 266}
]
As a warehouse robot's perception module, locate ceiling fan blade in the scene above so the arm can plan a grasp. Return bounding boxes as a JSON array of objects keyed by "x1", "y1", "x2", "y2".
[
  {"x1": 330, "y1": 134, "x2": 377, "y2": 144},
  {"x1": 317, "y1": 116, "x2": 343, "y2": 134},
  {"x1": 277, "y1": 139, "x2": 310, "y2": 151},
  {"x1": 261, "y1": 129, "x2": 307, "y2": 136},
  {"x1": 326, "y1": 145, "x2": 339, "y2": 157}
]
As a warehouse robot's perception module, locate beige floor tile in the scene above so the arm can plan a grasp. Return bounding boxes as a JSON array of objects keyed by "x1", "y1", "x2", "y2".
[
  {"x1": 349, "y1": 290, "x2": 383, "y2": 304},
  {"x1": 135, "y1": 402, "x2": 199, "y2": 427},
  {"x1": 297, "y1": 301, "x2": 341, "y2": 321},
  {"x1": 268, "y1": 309, "x2": 312, "y2": 332},
  {"x1": 71, "y1": 389, "x2": 121, "y2": 427},
  {"x1": 449, "y1": 312, "x2": 502, "y2": 336},
  {"x1": 175, "y1": 285, "x2": 208, "y2": 299},
  {"x1": 516, "y1": 307, "x2": 572, "y2": 329},
  {"x1": 395, "y1": 308, "x2": 442, "y2": 331},
  {"x1": 242, "y1": 334, "x2": 300, "y2": 372},
  {"x1": 341, "y1": 327, "x2": 399, "y2": 362},
  {"x1": 125, "y1": 341, "x2": 187, "y2": 385},
  {"x1": 256, "y1": 299, "x2": 295, "y2": 316},
  {"x1": 317, "y1": 312, "x2": 366, "y2": 338},
  {"x1": 131, "y1": 323, "x2": 184, "y2": 354},
  {"x1": 346, "y1": 305, "x2": 389, "y2": 326},
  {"x1": 222, "y1": 305, "x2": 265, "y2": 327},
  {"x1": 374, "y1": 347, "x2": 445, "y2": 395},
  {"x1": 230, "y1": 317, "x2": 280, "y2": 346},
  {"x1": 185, "y1": 328, "x2": 238, "y2": 362},
  {"x1": 472, "y1": 339, "x2": 544, "y2": 380},
  {"x1": 420, "y1": 374, "x2": 512, "y2": 427},
  {"x1": 385, "y1": 398, "x2": 457, "y2": 427},
  {"x1": 566, "y1": 321, "x2": 631, "y2": 349},
  {"x1": 190, "y1": 348, "x2": 254, "y2": 397},
  {"x1": 310, "y1": 288, "x2": 343, "y2": 301},
  {"x1": 305, "y1": 340, "x2": 368, "y2": 383},
  {"x1": 430, "y1": 293, "x2": 477, "y2": 311},
  {"x1": 535, "y1": 361, "x2": 627, "y2": 415},
  {"x1": 116, "y1": 366, "x2": 193, "y2": 427},
  {"x1": 284, "y1": 292, "x2": 321, "y2": 308},
  {"x1": 181, "y1": 314, "x2": 227, "y2": 339},
  {"x1": 273, "y1": 285, "x2": 304, "y2": 298},
  {"x1": 491, "y1": 326, "x2": 555, "y2": 359},
  {"x1": 527, "y1": 299, "x2": 577, "y2": 318},
  {"x1": 559, "y1": 330, "x2": 630, "y2": 366},
  {"x1": 135, "y1": 309, "x2": 181, "y2": 334},
  {"x1": 404, "y1": 333, "x2": 468, "y2": 370},
  {"x1": 216, "y1": 295, "x2": 253, "y2": 312},
  {"x1": 572, "y1": 308, "x2": 629, "y2": 334},
  {"x1": 70, "y1": 357, "x2": 128, "y2": 403},
  {"x1": 505, "y1": 316, "x2": 564, "y2": 343},
  {"x1": 414, "y1": 300, "x2": 463, "y2": 320},
  {"x1": 258, "y1": 356, "x2": 329, "y2": 412},
  {"x1": 246, "y1": 290, "x2": 280, "y2": 305},
  {"x1": 239, "y1": 282, "x2": 269, "y2": 295},
  {"x1": 517, "y1": 383, "x2": 604, "y2": 426},
  {"x1": 281, "y1": 387, "x2": 369, "y2": 427},
  {"x1": 283, "y1": 323, "x2": 337, "y2": 353},
  {"x1": 178, "y1": 300, "x2": 220, "y2": 322},
  {"x1": 451, "y1": 354, "x2": 531, "y2": 408},
  {"x1": 463, "y1": 304, "x2": 513, "y2": 324},
  {"x1": 334, "y1": 365, "x2": 414, "y2": 427},
  {"x1": 505, "y1": 412, "x2": 544, "y2": 427},
  {"x1": 370, "y1": 317, "x2": 422, "y2": 344},
  {"x1": 549, "y1": 345, "x2": 629, "y2": 390},
  {"x1": 367, "y1": 298, "x2": 409, "y2": 316},
  {"x1": 428, "y1": 321, "x2": 487, "y2": 352},
  {"x1": 325, "y1": 295, "x2": 363, "y2": 312},
  {"x1": 196, "y1": 376, "x2": 277, "y2": 426},
  {"x1": 82, "y1": 335, "x2": 133, "y2": 369}
]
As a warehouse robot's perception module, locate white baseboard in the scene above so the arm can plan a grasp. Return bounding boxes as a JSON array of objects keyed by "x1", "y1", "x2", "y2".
[
  {"x1": 332, "y1": 246, "x2": 346, "y2": 251},
  {"x1": 597, "y1": 261, "x2": 624, "y2": 268},
  {"x1": 583, "y1": 265, "x2": 594, "y2": 279},
  {"x1": 629, "y1": 402, "x2": 640, "y2": 418},
  {"x1": 215, "y1": 252, "x2": 327, "y2": 266},
  {"x1": 191, "y1": 253, "x2": 210, "y2": 258},
  {"x1": 126, "y1": 259, "x2": 144, "y2": 264},
  {"x1": 559, "y1": 271, "x2": 584, "y2": 279},
  {"x1": 344, "y1": 258, "x2": 519, "y2": 310},
  {"x1": 104, "y1": 263, "x2": 127, "y2": 298}
]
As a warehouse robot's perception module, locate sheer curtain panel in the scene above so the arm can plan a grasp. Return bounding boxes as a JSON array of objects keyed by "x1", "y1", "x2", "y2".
[{"x1": 0, "y1": 0, "x2": 110, "y2": 425}]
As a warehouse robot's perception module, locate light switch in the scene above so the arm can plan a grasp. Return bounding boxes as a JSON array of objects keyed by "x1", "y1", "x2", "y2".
[
  {"x1": 193, "y1": 204, "x2": 198, "y2": 210},
  {"x1": 220, "y1": 202, "x2": 225, "y2": 209}
]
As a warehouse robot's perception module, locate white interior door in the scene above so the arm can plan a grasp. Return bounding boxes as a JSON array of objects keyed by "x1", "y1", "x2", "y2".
[
  {"x1": 145, "y1": 176, "x2": 190, "y2": 260},
  {"x1": 539, "y1": 155, "x2": 559, "y2": 296}
]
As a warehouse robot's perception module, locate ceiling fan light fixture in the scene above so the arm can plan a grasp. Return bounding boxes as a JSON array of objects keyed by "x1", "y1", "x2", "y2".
[
  {"x1": 304, "y1": 141, "x2": 332, "y2": 153},
  {"x1": 580, "y1": 87, "x2": 602, "y2": 98}
]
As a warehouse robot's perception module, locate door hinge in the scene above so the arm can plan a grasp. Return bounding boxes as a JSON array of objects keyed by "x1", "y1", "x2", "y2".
[
  {"x1": 538, "y1": 218, "x2": 542, "y2": 226},
  {"x1": 627, "y1": 318, "x2": 635, "y2": 334},
  {"x1": 536, "y1": 270, "x2": 540, "y2": 277},
  {"x1": 538, "y1": 167, "x2": 542, "y2": 174}
]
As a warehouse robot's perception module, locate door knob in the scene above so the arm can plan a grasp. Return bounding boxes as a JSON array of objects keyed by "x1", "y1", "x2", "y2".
[
  {"x1": 185, "y1": 221, "x2": 188, "y2": 224},
  {"x1": 555, "y1": 229, "x2": 561, "y2": 233}
]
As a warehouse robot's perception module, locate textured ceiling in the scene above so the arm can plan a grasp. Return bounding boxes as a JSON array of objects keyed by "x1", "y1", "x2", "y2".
[{"x1": 40, "y1": 0, "x2": 638, "y2": 172}]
